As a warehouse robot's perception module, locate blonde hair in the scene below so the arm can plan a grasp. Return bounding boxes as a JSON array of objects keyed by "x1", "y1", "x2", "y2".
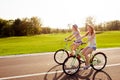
[{"x1": 87, "y1": 24, "x2": 95, "y2": 35}]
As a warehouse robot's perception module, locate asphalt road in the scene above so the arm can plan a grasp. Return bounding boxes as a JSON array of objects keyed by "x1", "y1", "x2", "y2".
[{"x1": 0, "y1": 48, "x2": 120, "y2": 80}]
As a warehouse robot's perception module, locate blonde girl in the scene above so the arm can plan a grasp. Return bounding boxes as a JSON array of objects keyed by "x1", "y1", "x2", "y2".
[{"x1": 82, "y1": 24, "x2": 96, "y2": 69}]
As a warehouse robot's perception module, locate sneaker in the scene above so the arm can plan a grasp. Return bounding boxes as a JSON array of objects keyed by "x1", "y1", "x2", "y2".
[{"x1": 83, "y1": 65, "x2": 90, "y2": 70}]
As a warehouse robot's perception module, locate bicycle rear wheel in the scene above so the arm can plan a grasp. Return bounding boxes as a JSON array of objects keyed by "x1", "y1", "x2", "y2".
[
  {"x1": 54, "y1": 49, "x2": 69, "y2": 65},
  {"x1": 63, "y1": 56, "x2": 80, "y2": 75},
  {"x1": 91, "y1": 52, "x2": 107, "y2": 71}
]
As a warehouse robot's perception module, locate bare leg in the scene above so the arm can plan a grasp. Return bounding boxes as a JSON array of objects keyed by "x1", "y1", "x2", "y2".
[
  {"x1": 70, "y1": 43, "x2": 79, "y2": 56},
  {"x1": 82, "y1": 47, "x2": 89, "y2": 54},
  {"x1": 83, "y1": 47, "x2": 93, "y2": 66}
]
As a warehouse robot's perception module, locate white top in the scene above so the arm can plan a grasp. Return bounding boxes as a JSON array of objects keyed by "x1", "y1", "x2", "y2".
[{"x1": 88, "y1": 34, "x2": 96, "y2": 47}]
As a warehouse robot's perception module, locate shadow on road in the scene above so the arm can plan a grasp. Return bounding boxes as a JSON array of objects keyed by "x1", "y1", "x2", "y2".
[
  {"x1": 92, "y1": 70, "x2": 112, "y2": 80},
  {"x1": 44, "y1": 65, "x2": 112, "y2": 80}
]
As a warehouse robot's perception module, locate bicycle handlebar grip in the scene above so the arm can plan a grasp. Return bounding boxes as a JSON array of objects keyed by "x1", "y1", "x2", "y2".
[
  {"x1": 64, "y1": 38, "x2": 71, "y2": 42},
  {"x1": 81, "y1": 42, "x2": 86, "y2": 45}
]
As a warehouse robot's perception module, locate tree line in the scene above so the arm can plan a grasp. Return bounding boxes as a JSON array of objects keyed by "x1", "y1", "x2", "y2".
[
  {"x1": 80, "y1": 20, "x2": 120, "y2": 31},
  {"x1": 0, "y1": 17, "x2": 70, "y2": 37},
  {"x1": 0, "y1": 17, "x2": 120, "y2": 37},
  {"x1": 95, "y1": 20, "x2": 120, "y2": 31}
]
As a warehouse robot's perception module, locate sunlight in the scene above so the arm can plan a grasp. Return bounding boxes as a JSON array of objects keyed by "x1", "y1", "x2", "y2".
[{"x1": 0, "y1": 0, "x2": 120, "y2": 29}]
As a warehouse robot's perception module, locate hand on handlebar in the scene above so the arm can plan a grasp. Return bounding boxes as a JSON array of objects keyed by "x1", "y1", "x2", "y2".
[
  {"x1": 80, "y1": 41, "x2": 87, "y2": 45},
  {"x1": 64, "y1": 38, "x2": 71, "y2": 41},
  {"x1": 80, "y1": 42, "x2": 86, "y2": 45}
]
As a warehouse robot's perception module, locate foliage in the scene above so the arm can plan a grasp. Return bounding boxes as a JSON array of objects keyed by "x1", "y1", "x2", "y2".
[
  {"x1": 0, "y1": 17, "x2": 120, "y2": 37},
  {"x1": 81, "y1": 16, "x2": 120, "y2": 31},
  {"x1": 0, "y1": 17, "x2": 71, "y2": 37},
  {"x1": 41, "y1": 27, "x2": 51, "y2": 34},
  {"x1": 0, "y1": 17, "x2": 42, "y2": 37}
]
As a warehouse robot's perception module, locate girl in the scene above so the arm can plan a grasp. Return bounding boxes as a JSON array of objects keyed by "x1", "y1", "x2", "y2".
[
  {"x1": 66, "y1": 24, "x2": 82, "y2": 56},
  {"x1": 82, "y1": 24, "x2": 96, "y2": 69}
]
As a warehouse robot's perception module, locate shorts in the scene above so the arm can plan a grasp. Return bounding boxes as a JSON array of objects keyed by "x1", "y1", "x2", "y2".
[
  {"x1": 74, "y1": 40, "x2": 82, "y2": 46},
  {"x1": 88, "y1": 46, "x2": 96, "y2": 50}
]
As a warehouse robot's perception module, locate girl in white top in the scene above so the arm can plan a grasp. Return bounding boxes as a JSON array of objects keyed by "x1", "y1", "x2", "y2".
[
  {"x1": 81, "y1": 24, "x2": 96, "y2": 69},
  {"x1": 66, "y1": 24, "x2": 82, "y2": 55}
]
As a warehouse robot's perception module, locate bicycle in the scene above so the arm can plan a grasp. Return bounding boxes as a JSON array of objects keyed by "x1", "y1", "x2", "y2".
[
  {"x1": 62, "y1": 46, "x2": 107, "y2": 75},
  {"x1": 54, "y1": 39, "x2": 85, "y2": 65}
]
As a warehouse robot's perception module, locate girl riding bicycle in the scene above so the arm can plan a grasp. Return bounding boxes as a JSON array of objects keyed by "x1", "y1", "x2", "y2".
[
  {"x1": 81, "y1": 24, "x2": 96, "y2": 69},
  {"x1": 65, "y1": 24, "x2": 82, "y2": 56}
]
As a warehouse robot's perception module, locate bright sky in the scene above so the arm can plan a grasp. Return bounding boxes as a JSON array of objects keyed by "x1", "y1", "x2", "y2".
[{"x1": 0, "y1": 0, "x2": 120, "y2": 29}]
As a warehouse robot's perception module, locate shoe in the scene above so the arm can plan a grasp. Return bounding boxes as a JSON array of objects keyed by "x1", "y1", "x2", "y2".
[{"x1": 83, "y1": 65, "x2": 90, "y2": 70}]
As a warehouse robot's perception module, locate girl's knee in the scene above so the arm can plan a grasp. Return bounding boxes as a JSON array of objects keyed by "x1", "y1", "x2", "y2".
[
  {"x1": 84, "y1": 53, "x2": 88, "y2": 57},
  {"x1": 82, "y1": 52, "x2": 87, "y2": 56}
]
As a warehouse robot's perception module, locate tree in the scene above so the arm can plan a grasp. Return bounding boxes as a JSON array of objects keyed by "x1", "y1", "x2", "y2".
[
  {"x1": 85, "y1": 16, "x2": 96, "y2": 26},
  {"x1": 41, "y1": 27, "x2": 51, "y2": 34},
  {"x1": 12, "y1": 18, "x2": 22, "y2": 36},
  {"x1": 30, "y1": 17, "x2": 42, "y2": 34},
  {"x1": 12, "y1": 17, "x2": 43, "y2": 36}
]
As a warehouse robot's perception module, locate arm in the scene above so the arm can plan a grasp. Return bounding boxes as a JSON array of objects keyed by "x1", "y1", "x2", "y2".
[
  {"x1": 66, "y1": 34, "x2": 74, "y2": 40},
  {"x1": 66, "y1": 32, "x2": 78, "y2": 40},
  {"x1": 70, "y1": 34, "x2": 76, "y2": 40},
  {"x1": 70, "y1": 31, "x2": 80, "y2": 40},
  {"x1": 81, "y1": 31, "x2": 89, "y2": 39}
]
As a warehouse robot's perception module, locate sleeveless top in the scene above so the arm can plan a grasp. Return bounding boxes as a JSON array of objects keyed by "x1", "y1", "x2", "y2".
[
  {"x1": 73, "y1": 31, "x2": 81, "y2": 43},
  {"x1": 88, "y1": 34, "x2": 96, "y2": 47}
]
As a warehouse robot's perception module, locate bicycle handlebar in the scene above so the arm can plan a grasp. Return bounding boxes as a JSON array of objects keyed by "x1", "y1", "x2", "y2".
[
  {"x1": 64, "y1": 38, "x2": 71, "y2": 42},
  {"x1": 80, "y1": 42, "x2": 86, "y2": 45},
  {"x1": 64, "y1": 39, "x2": 86, "y2": 45}
]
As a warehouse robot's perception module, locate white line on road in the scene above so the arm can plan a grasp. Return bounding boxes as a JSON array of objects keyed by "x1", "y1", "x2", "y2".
[
  {"x1": 0, "y1": 52, "x2": 54, "y2": 59},
  {"x1": 0, "y1": 63, "x2": 120, "y2": 80},
  {"x1": 0, "y1": 47, "x2": 120, "y2": 59}
]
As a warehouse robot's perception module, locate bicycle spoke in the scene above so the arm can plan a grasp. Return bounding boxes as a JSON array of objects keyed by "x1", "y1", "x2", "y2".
[
  {"x1": 63, "y1": 56, "x2": 80, "y2": 75},
  {"x1": 54, "y1": 49, "x2": 69, "y2": 65},
  {"x1": 91, "y1": 52, "x2": 107, "y2": 70}
]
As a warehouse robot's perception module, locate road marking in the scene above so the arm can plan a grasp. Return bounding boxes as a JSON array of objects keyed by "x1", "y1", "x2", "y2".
[
  {"x1": 0, "y1": 63, "x2": 120, "y2": 80},
  {"x1": 0, "y1": 48, "x2": 120, "y2": 59},
  {"x1": 0, "y1": 52, "x2": 54, "y2": 59}
]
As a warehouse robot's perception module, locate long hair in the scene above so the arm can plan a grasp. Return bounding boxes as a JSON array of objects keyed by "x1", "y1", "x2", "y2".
[
  {"x1": 87, "y1": 24, "x2": 95, "y2": 35},
  {"x1": 73, "y1": 24, "x2": 79, "y2": 32}
]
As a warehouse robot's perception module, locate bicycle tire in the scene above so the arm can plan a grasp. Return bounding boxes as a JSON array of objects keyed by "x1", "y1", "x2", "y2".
[
  {"x1": 54, "y1": 49, "x2": 69, "y2": 65},
  {"x1": 63, "y1": 56, "x2": 81, "y2": 75},
  {"x1": 90, "y1": 52, "x2": 107, "y2": 71}
]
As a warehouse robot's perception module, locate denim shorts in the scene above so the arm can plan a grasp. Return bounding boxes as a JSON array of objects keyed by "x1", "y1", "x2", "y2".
[
  {"x1": 74, "y1": 40, "x2": 82, "y2": 46},
  {"x1": 88, "y1": 46, "x2": 96, "y2": 50}
]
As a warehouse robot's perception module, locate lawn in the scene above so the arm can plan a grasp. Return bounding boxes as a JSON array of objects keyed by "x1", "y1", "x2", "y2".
[{"x1": 0, "y1": 31, "x2": 120, "y2": 56}]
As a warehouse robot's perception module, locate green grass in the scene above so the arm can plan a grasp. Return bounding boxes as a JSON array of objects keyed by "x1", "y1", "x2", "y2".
[
  {"x1": 0, "y1": 31, "x2": 120, "y2": 56},
  {"x1": 96, "y1": 31, "x2": 120, "y2": 48}
]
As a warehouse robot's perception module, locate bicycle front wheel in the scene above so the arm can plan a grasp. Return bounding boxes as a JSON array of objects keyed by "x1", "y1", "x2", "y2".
[
  {"x1": 91, "y1": 52, "x2": 107, "y2": 71},
  {"x1": 63, "y1": 56, "x2": 80, "y2": 75},
  {"x1": 54, "y1": 49, "x2": 69, "y2": 65}
]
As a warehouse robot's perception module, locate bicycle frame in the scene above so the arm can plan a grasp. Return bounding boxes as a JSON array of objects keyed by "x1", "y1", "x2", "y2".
[
  {"x1": 74, "y1": 49, "x2": 100, "y2": 66},
  {"x1": 63, "y1": 41, "x2": 71, "y2": 51},
  {"x1": 63, "y1": 48, "x2": 107, "y2": 75}
]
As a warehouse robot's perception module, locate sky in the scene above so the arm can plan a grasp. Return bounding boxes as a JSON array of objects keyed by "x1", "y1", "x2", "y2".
[{"x1": 0, "y1": 0, "x2": 120, "y2": 29}]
